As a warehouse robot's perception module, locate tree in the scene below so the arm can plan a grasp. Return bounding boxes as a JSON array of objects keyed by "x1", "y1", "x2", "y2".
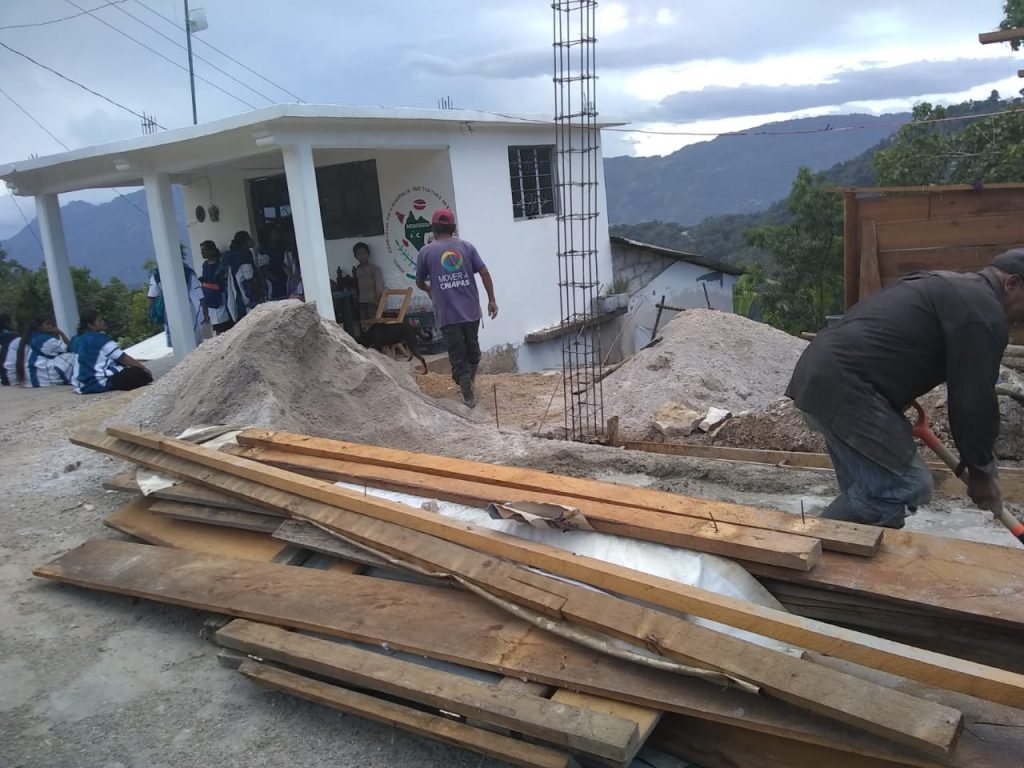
[
  {"x1": 874, "y1": 96, "x2": 1024, "y2": 185},
  {"x1": 743, "y1": 168, "x2": 844, "y2": 334},
  {"x1": 1000, "y1": 0, "x2": 1024, "y2": 51},
  {"x1": 0, "y1": 248, "x2": 157, "y2": 344}
]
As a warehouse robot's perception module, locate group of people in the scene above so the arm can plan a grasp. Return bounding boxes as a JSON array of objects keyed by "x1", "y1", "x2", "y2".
[
  {"x1": 150, "y1": 227, "x2": 306, "y2": 346},
  {"x1": 0, "y1": 310, "x2": 152, "y2": 394}
]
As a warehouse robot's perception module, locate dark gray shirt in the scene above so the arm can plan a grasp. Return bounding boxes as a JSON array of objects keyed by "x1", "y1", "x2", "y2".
[{"x1": 787, "y1": 269, "x2": 1007, "y2": 475}]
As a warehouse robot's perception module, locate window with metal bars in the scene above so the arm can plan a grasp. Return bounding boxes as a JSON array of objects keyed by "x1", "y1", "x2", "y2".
[{"x1": 508, "y1": 145, "x2": 557, "y2": 220}]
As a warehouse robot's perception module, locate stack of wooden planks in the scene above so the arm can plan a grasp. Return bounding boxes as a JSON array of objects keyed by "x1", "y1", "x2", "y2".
[{"x1": 35, "y1": 426, "x2": 1024, "y2": 768}]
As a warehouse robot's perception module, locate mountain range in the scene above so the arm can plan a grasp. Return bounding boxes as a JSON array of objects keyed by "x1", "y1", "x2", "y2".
[
  {"x1": 604, "y1": 113, "x2": 904, "y2": 224},
  {"x1": 0, "y1": 113, "x2": 903, "y2": 285},
  {"x1": 1, "y1": 188, "x2": 187, "y2": 287}
]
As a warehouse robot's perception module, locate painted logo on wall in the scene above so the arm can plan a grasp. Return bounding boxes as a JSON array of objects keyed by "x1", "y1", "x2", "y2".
[{"x1": 384, "y1": 186, "x2": 451, "y2": 281}]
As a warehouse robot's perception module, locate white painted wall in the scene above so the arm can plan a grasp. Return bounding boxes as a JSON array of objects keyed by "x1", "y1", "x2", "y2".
[
  {"x1": 180, "y1": 121, "x2": 615, "y2": 372},
  {"x1": 624, "y1": 261, "x2": 738, "y2": 356}
]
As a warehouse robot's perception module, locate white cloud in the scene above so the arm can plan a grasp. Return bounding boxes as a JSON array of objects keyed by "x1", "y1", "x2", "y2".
[{"x1": 655, "y1": 8, "x2": 675, "y2": 26}]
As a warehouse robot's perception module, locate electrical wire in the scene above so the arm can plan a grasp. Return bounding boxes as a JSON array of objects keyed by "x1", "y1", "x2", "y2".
[
  {"x1": 106, "y1": 1, "x2": 277, "y2": 104},
  {"x1": 131, "y1": 0, "x2": 305, "y2": 102},
  {"x1": 0, "y1": 1, "x2": 125, "y2": 30},
  {"x1": 0, "y1": 85, "x2": 149, "y2": 219},
  {"x1": 0, "y1": 40, "x2": 165, "y2": 127},
  {"x1": 4, "y1": 188, "x2": 43, "y2": 252},
  {"x1": 63, "y1": 0, "x2": 257, "y2": 110}
]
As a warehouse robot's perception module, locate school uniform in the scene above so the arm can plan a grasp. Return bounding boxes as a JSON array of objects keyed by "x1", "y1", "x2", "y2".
[
  {"x1": 200, "y1": 259, "x2": 233, "y2": 332},
  {"x1": 221, "y1": 248, "x2": 258, "y2": 323},
  {"x1": 0, "y1": 330, "x2": 20, "y2": 386},
  {"x1": 148, "y1": 261, "x2": 205, "y2": 346},
  {"x1": 22, "y1": 332, "x2": 73, "y2": 387},
  {"x1": 70, "y1": 331, "x2": 152, "y2": 394}
]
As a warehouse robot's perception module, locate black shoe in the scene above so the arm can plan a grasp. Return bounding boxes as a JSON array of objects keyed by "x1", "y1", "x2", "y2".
[{"x1": 460, "y1": 376, "x2": 477, "y2": 408}]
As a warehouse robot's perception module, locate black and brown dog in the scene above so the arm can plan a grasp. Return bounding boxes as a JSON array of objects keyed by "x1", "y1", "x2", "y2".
[{"x1": 359, "y1": 321, "x2": 428, "y2": 374}]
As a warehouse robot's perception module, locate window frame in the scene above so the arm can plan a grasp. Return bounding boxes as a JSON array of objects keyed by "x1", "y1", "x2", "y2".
[{"x1": 508, "y1": 145, "x2": 557, "y2": 221}]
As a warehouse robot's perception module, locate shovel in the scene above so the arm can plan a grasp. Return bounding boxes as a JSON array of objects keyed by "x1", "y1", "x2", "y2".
[{"x1": 911, "y1": 400, "x2": 1024, "y2": 545}]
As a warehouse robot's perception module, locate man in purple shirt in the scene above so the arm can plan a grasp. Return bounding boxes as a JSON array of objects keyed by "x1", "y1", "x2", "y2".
[{"x1": 416, "y1": 208, "x2": 498, "y2": 408}]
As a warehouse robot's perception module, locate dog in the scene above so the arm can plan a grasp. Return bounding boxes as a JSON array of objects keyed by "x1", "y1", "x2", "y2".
[{"x1": 359, "y1": 321, "x2": 428, "y2": 374}]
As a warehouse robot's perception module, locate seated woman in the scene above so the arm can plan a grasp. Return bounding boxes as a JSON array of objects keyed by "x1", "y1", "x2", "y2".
[
  {"x1": 70, "y1": 310, "x2": 153, "y2": 394},
  {"x1": 16, "y1": 315, "x2": 74, "y2": 387}
]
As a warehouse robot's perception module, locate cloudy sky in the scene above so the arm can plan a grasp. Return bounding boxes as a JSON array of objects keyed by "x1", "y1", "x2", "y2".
[{"x1": 0, "y1": 0, "x2": 1020, "y2": 238}]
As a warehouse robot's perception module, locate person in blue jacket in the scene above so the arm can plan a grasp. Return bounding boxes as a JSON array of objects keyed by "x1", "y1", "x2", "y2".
[
  {"x1": 15, "y1": 315, "x2": 74, "y2": 387},
  {"x1": 198, "y1": 240, "x2": 233, "y2": 334},
  {"x1": 70, "y1": 309, "x2": 153, "y2": 394}
]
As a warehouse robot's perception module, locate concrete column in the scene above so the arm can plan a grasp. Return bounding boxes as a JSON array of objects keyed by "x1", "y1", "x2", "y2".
[
  {"x1": 35, "y1": 194, "x2": 79, "y2": 338},
  {"x1": 281, "y1": 143, "x2": 334, "y2": 321},
  {"x1": 144, "y1": 173, "x2": 195, "y2": 362}
]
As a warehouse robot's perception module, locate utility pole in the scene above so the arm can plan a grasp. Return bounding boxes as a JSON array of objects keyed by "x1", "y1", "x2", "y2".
[{"x1": 185, "y1": 0, "x2": 197, "y2": 124}]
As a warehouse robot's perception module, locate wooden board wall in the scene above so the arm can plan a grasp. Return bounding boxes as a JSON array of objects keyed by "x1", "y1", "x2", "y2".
[{"x1": 843, "y1": 187, "x2": 1024, "y2": 308}]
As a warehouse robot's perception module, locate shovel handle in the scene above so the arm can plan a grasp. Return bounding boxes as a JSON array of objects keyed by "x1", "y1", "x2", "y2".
[{"x1": 993, "y1": 501, "x2": 1024, "y2": 544}]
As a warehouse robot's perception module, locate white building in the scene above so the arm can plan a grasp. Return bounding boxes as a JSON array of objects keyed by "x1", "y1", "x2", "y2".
[
  {"x1": 1, "y1": 105, "x2": 622, "y2": 370},
  {"x1": 609, "y1": 235, "x2": 741, "y2": 357}
]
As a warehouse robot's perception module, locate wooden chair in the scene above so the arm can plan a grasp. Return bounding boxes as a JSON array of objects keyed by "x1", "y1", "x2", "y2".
[{"x1": 360, "y1": 287, "x2": 413, "y2": 329}]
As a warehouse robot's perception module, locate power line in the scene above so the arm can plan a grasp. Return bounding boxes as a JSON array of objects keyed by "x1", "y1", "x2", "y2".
[
  {"x1": 131, "y1": 0, "x2": 305, "y2": 102},
  {"x1": 0, "y1": 85, "x2": 149, "y2": 219},
  {"x1": 0, "y1": 40, "x2": 166, "y2": 127},
  {"x1": 63, "y1": 0, "x2": 257, "y2": 110},
  {"x1": 4, "y1": 189, "x2": 43, "y2": 252},
  {"x1": 0, "y1": 0, "x2": 125, "y2": 30},
  {"x1": 105, "y1": 1, "x2": 277, "y2": 104}
]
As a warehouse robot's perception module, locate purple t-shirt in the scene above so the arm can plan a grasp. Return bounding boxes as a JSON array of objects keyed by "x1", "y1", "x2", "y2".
[{"x1": 416, "y1": 237, "x2": 486, "y2": 327}]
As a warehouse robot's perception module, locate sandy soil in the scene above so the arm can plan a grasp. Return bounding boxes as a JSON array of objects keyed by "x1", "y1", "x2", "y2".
[{"x1": 2, "y1": 364, "x2": 1015, "y2": 767}]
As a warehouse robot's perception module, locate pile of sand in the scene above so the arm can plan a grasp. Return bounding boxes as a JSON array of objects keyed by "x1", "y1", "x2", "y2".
[
  {"x1": 713, "y1": 368, "x2": 1024, "y2": 461},
  {"x1": 114, "y1": 302, "x2": 471, "y2": 450},
  {"x1": 602, "y1": 310, "x2": 807, "y2": 441}
]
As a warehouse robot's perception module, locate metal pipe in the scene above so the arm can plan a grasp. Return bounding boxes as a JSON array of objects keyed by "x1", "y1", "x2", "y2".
[{"x1": 184, "y1": 0, "x2": 197, "y2": 124}]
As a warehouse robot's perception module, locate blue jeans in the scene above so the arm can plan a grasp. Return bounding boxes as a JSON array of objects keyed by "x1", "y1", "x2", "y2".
[{"x1": 804, "y1": 413, "x2": 933, "y2": 529}]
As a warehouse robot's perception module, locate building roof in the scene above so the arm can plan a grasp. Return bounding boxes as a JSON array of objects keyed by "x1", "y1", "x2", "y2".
[
  {"x1": 2, "y1": 103, "x2": 628, "y2": 196},
  {"x1": 609, "y1": 234, "x2": 744, "y2": 276}
]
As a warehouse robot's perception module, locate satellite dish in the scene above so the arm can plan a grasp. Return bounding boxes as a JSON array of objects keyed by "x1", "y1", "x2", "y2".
[{"x1": 188, "y1": 8, "x2": 208, "y2": 33}]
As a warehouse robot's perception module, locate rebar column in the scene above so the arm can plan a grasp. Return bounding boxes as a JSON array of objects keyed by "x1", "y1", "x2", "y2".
[{"x1": 553, "y1": 0, "x2": 604, "y2": 441}]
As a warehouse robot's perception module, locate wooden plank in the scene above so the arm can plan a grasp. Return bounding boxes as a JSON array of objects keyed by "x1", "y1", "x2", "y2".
[
  {"x1": 874, "y1": 213, "x2": 1024, "y2": 251},
  {"x1": 272, "y1": 518, "x2": 394, "y2": 570},
  {"x1": 219, "y1": 620, "x2": 641, "y2": 763},
  {"x1": 878, "y1": 243, "x2": 1009, "y2": 279},
  {"x1": 926, "y1": 188, "x2": 1024, "y2": 219},
  {"x1": 104, "y1": 496, "x2": 288, "y2": 562},
  {"x1": 103, "y1": 471, "x2": 139, "y2": 493},
  {"x1": 150, "y1": 500, "x2": 281, "y2": 533},
  {"x1": 238, "y1": 661, "x2": 578, "y2": 768},
  {"x1": 97, "y1": 432, "x2": 821, "y2": 572},
  {"x1": 859, "y1": 221, "x2": 881, "y2": 299},
  {"x1": 228, "y1": 444, "x2": 827, "y2": 567},
  {"x1": 103, "y1": 469, "x2": 275, "y2": 515},
  {"x1": 89, "y1": 434, "x2": 967, "y2": 757},
  {"x1": 233, "y1": 428, "x2": 878, "y2": 557},
  {"x1": 35, "y1": 538, "x2": 1013, "y2": 767},
  {"x1": 82, "y1": 431, "x2": 1024, "y2": 711},
  {"x1": 550, "y1": 689, "x2": 660, "y2": 760},
  {"x1": 979, "y1": 26, "x2": 1024, "y2": 44}
]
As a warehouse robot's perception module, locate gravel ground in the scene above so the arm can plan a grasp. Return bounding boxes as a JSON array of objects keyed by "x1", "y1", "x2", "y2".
[{"x1": 0, "y1": 383, "x2": 505, "y2": 768}]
